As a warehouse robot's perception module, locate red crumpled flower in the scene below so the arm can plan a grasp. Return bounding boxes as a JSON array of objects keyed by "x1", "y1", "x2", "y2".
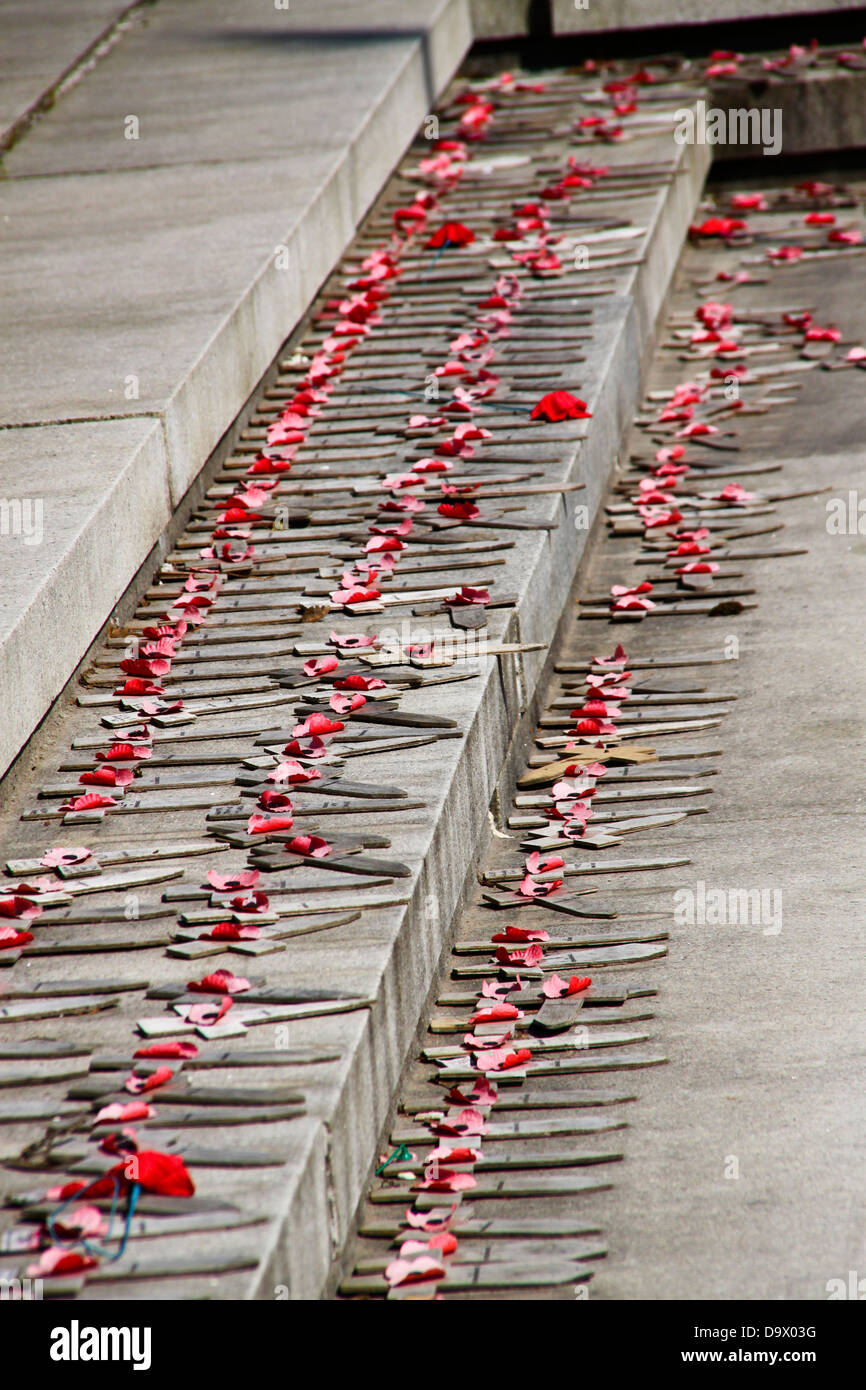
[
  {"x1": 444, "y1": 585, "x2": 490, "y2": 607},
  {"x1": 134, "y1": 1041, "x2": 199, "y2": 1060},
  {"x1": 415, "y1": 1170, "x2": 477, "y2": 1193},
  {"x1": 469, "y1": 1002, "x2": 521, "y2": 1025},
  {"x1": 187, "y1": 969, "x2": 250, "y2": 996},
  {"x1": 531, "y1": 391, "x2": 592, "y2": 422},
  {"x1": 284, "y1": 834, "x2": 332, "y2": 858},
  {"x1": 27, "y1": 1248, "x2": 99, "y2": 1278},
  {"x1": 0, "y1": 897, "x2": 42, "y2": 921},
  {"x1": 79, "y1": 766, "x2": 134, "y2": 788},
  {"x1": 247, "y1": 813, "x2": 294, "y2": 835},
  {"x1": 112, "y1": 1150, "x2": 195, "y2": 1198},
  {"x1": 203, "y1": 922, "x2": 261, "y2": 942},
  {"x1": 491, "y1": 925, "x2": 549, "y2": 944},
  {"x1": 427, "y1": 222, "x2": 475, "y2": 249},
  {"x1": 58, "y1": 793, "x2": 118, "y2": 813},
  {"x1": 438, "y1": 500, "x2": 480, "y2": 520},
  {"x1": 690, "y1": 217, "x2": 746, "y2": 239},
  {"x1": 96, "y1": 743, "x2": 152, "y2": 762}
]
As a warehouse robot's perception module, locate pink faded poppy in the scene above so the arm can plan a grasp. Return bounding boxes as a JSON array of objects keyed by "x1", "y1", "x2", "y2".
[
  {"x1": 96, "y1": 1101, "x2": 152, "y2": 1125},
  {"x1": 329, "y1": 632, "x2": 376, "y2": 650},
  {"x1": 404, "y1": 1204, "x2": 459, "y2": 1233},
  {"x1": 134, "y1": 1041, "x2": 199, "y2": 1060},
  {"x1": 247, "y1": 813, "x2": 295, "y2": 835},
  {"x1": 595, "y1": 643, "x2": 629, "y2": 667},
  {"x1": 330, "y1": 692, "x2": 366, "y2": 715},
  {"x1": 41, "y1": 846, "x2": 92, "y2": 868},
  {"x1": 426, "y1": 1144, "x2": 481, "y2": 1166},
  {"x1": 828, "y1": 229, "x2": 862, "y2": 245},
  {"x1": 517, "y1": 875, "x2": 563, "y2": 899},
  {"x1": 292, "y1": 713, "x2": 344, "y2": 739},
  {"x1": 302, "y1": 656, "x2": 339, "y2": 678},
  {"x1": 767, "y1": 245, "x2": 803, "y2": 262},
  {"x1": 228, "y1": 890, "x2": 269, "y2": 914},
  {"x1": 716, "y1": 483, "x2": 756, "y2": 504},
  {"x1": 542, "y1": 973, "x2": 592, "y2": 999},
  {"x1": 268, "y1": 759, "x2": 322, "y2": 785},
  {"x1": 474, "y1": 1046, "x2": 532, "y2": 1073},
  {"x1": 430, "y1": 1108, "x2": 488, "y2": 1138},
  {"x1": 54, "y1": 1205, "x2": 110, "y2": 1240},
  {"x1": 418, "y1": 451, "x2": 457, "y2": 467},
  {"x1": 207, "y1": 869, "x2": 259, "y2": 892},
  {"x1": 677, "y1": 561, "x2": 719, "y2": 574},
  {"x1": 124, "y1": 1066, "x2": 174, "y2": 1095},
  {"x1": 187, "y1": 996, "x2": 233, "y2": 1028},
  {"x1": 730, "y1": 193, "x2": 766, "y2": 211},
  {"x1": 655, "y1": 445, "x2": 686, "y2": 465},
  {"x1": 401, "y1": 1232, "x2": 459, "y2": 1258},
  {"x1": 415, "y1": 1170, "x2": 477, "y2": 1193},
  {"x1": 187, "y1": 969, "x2": 250, "y2": 996},
  {"x1": 446, "y1": 1080, "x2": 499, "y2": 1108},
  {"x1": 385, "y1": 1255, "x2": 446, "y2": 1287},
  {"x1": 0, "y1": 926, "x2": 34, "y2": 950}
]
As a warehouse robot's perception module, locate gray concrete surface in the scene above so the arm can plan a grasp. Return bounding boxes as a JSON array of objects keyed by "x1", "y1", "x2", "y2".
[
  {"x1": 0, "y1": 0, "x2": 473, "y2": 778},
  {"x1": 582, "y1": 213, "x2": 866, "y2": 1299},
  {"x1": 551, "y1": 0, "x2": 866, "y2": 36},
  {"x1": 0, "y1": 0, "x2": 141, "y2": 145}
]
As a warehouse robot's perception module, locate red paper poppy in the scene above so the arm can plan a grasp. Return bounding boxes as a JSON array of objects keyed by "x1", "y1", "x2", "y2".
[
  {"x1": 187, "y1": 969, "x2": 250, "y2": 996},
  {"x1": 134, "y1": 1041, "x2": 199, "y2": 1060},
  {"x1": 531, "y1": 391, "x2": 592, "y2": 422}
]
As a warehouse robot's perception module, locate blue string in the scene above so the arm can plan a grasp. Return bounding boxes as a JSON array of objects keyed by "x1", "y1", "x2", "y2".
[{"x1": 46, "y1": 1172, "x2": 142, "y2": 1263}]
